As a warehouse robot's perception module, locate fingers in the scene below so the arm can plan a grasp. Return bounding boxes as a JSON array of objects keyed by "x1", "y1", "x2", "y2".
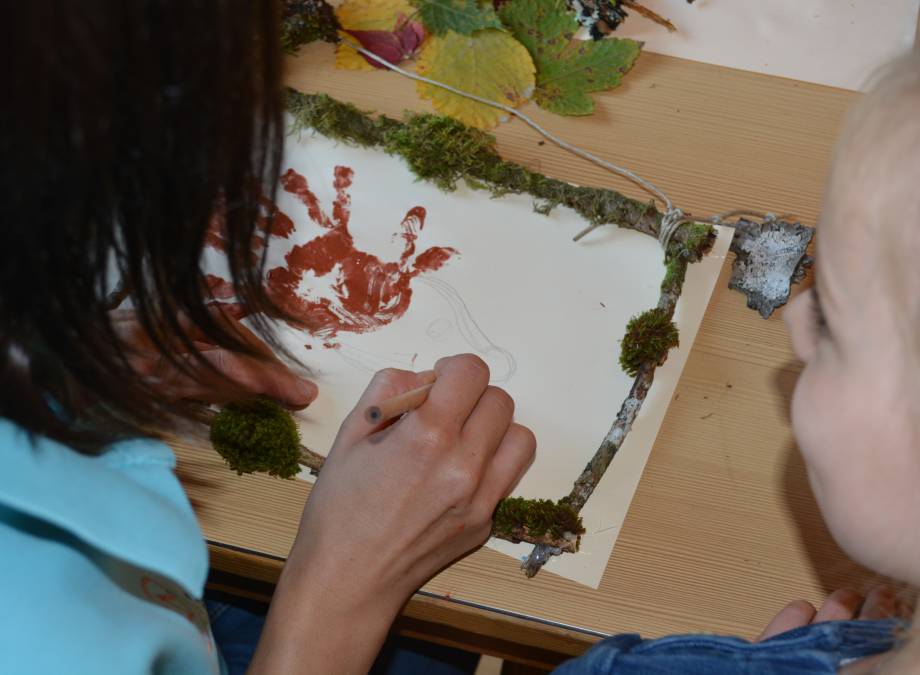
[
  {"x1": 473, "y1": 423, "x2": 536, "y2": 507},
  {"x1": 757, "y1": 600, "x2": 816, "y2": 642},
  {"x1": 201, "y1": 349, "x2": 318, "y2": 408},
  {"x1": 111, "y1": 306, "x2": 274, "y2": 359},
  {"x1": 757, "y1": 586, "x2": 900, "y2": 643},
  {"x1": 858, "y1": 586, "x2": 899, "y2": 620},
  {"x1": 813, "y1": 588, "x2": 864, "y2": 624},
  {"x1": 460, "y1": 386, "x2": 515, "y2": 468},
  {"x1": 418, "y1": 355, "x2": 490, "y2": 430},
  {"x1": 205, "y1": 305, "x2": 279, "y2": 360},
  {"x1": 130, "y1": 349, "x2": 317, "y2": 408},
  {"x1": 333, "y1": 368, "x2": 436, "y2": 451}
]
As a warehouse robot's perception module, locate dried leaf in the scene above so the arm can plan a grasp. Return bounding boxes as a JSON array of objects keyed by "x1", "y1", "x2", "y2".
[
  {"x1": 415, "y1": 29, "x2": 535, "y2": 129},
  {"x1": 500, "y1": 0, "x2": 640, "y2": 115},
  {"x1": 334, "y1": 0, "x2": 423, "y2": 70},
  {"x1": 346, "y1": 22, "x2": 425, "y2": 69},
  {"x1": 411, "y1": 0, "x2": 504, "y2": 35}
]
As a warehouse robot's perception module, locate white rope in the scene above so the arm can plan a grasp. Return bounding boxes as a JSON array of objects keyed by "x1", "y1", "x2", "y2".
[
  {"x1": 657, "y1": 207, "x2": 684, "y2": 249},
  {"x1": 342, "y1": 39, "x2": 685, "y2": 249}
]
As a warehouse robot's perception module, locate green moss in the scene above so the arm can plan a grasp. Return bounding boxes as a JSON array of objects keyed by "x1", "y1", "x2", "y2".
[
  {"x1": 382, "y1": 114, "x2": 503, "y2": 192},
  {"x1": 210, "y1": 399, "x2": 301, "y2": 479},
  {"x1": 619, "y1": 308, "x2": 679, "y2": 377},
  {"x1": 666, "y1": 222, "x2": 715, "y2": 264},
  {"x1": 493, "y1": 497, "x2": 585, "y2": 540},
  {"x1": 661, "y1": 257, "x2": 687, "y2": 294},
  {"x1": 286, "y1": 92, "x2": 394, "y2": 147},
  {"x1": 280, "y1": 0, "x2": 340, "y2": 54},
  {"x1": 286, "y1": 89, "x2": 657, "y2": 231}
]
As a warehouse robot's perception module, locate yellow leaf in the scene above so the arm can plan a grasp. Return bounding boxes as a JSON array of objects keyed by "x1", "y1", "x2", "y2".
[
  {"x1": 334, "y1": 0, "x2": 415, "y2": 71},
  {"x1": 415, "y1": 29, "x2": 535, "y2": 129},
  {"x1": 336, "y1": 0, "x2": 413, "y2": 30},
  {"x1": 335, "y1": 31, "x2": 374, "y2": 71}
]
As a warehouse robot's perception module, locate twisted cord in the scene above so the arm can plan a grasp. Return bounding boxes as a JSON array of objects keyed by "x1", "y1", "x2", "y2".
[{"x1": 342, "y1": 39, "x2": 687, "y2": 249}]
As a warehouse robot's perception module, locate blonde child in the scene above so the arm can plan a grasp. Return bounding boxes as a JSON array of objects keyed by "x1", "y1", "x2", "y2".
[{"x1": 552, "y1": 50, "x2": 920, "y2": 675}]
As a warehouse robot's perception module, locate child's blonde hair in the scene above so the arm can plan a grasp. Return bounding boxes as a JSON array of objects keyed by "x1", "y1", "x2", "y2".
[
  {"x1": 829, "y1": 50, "x2": 920, "y2": 239},
  {"x1": 827, "y1": 51, "x2": 920, "y2": 367}
]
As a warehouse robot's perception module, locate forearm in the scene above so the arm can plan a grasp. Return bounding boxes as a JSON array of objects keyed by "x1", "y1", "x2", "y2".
[{"x1": 247, "y1": 555, "x2": 405, "y2": 675}]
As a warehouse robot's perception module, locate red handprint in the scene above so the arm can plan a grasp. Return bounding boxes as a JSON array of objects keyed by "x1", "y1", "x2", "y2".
[{"x1": 205, "y1": 166, "x2": 458, "y2": 342}]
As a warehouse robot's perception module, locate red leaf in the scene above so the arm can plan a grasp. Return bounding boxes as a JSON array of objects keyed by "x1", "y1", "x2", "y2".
[{"x1": 346, "y1": 16, "x2": 425, "y2": 69}]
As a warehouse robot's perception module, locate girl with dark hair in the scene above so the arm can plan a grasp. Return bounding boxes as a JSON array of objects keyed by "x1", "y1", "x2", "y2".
[{"x1": 2, "y1": 2, "x2": 534, "y2": 673}]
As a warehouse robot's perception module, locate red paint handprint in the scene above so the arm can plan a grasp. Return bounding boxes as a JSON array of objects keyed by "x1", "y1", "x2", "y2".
[{"x1": 205, "y1": 165, "x2": 458, "y2": 341}]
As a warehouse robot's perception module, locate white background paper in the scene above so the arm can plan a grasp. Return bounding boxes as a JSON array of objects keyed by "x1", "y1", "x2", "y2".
[
  {"x1": 615, "y1": 0, "x2": 919, "y2": 90},
  {"x1": 205, "y1": 127, "x2": 731, "y2": 588}
]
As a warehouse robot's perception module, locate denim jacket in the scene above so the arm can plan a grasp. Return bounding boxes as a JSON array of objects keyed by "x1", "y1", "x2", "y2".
[{"x1": 554, "y1": 619, "x2": 905, "y2": 675}]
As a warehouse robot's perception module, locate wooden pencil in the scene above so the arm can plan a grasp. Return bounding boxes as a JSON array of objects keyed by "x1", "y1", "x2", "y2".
[{"x1": 365, "y1": 379, "x2": 436, "y2": 424}]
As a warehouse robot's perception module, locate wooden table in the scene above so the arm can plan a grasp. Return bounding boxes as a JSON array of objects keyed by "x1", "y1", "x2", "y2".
[{"x1": 173, "y1": 39, "x2": 909, "y2": 670}]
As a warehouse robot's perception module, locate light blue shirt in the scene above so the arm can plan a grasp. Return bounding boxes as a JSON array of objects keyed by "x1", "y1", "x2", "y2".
[{"x1": 0, "y1": 418, "x2": 224, "y2": 674}]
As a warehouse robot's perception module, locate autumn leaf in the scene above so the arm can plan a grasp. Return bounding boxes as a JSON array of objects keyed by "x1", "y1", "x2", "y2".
[
  {"x1": 345, "y1": 22, "x2": 425, "y2": 69},
  {"x1": 416, "y1": 29, "x2": 535, "y2": 129},
  {"x1": 499, "y1": 0, "x2": 640, "y2": 115},
  {"x1": 334, "y1": 0, "x2": 424, "y2": 70},
  {"x1": 410, "y1": 0, "x2": 504, "y2": 35}
]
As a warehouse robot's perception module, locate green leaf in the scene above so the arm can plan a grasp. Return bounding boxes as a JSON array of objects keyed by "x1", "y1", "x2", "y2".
[
  {"x1": 499, "y1": 0, "x2": 640, "y2": 115},
  {"x1": 411, "y1": 0, "x2": 504, "y2": 35}
]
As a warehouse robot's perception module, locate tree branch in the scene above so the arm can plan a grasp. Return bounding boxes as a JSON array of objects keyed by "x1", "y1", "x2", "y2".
[
  {"x1": 285, "y1": 91, "x2": 715, "y2": 261},
  {"x1": 521, "y1": 236, "x2": 703, "y2": 577},
  {"x1": 620, "y1": 0, "x2": 677, "y2": 32}
]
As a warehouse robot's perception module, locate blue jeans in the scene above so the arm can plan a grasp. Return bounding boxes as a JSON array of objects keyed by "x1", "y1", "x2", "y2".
[
  {"x1": 206, "y1": 597, "x2": 479, "y2": 675},
  {"x1": 553, "y1": 619, "x2": 905, "y2": 674}
]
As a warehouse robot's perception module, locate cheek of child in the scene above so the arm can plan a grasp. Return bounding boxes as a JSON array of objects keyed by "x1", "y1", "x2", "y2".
[{"x1": 788, "y1": 227, "x2": 920, "y2": 582}]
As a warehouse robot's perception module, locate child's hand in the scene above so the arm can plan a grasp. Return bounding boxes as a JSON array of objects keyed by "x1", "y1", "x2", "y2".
[
  {"x1": 757, "y1": 586, "x2": 903, "y2": 641},
  {"x1": 110, "y1": 308, "x2": 317, "y2": 409},
  {"x1": 249, "y1": 355, "x2": 536, "y2": 675}
]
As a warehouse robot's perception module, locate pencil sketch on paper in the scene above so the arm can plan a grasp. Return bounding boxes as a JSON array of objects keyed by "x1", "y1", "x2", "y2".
[
  {"x1": 330, "y1": 277, "x2": 517, "y2": 383},
  {"x1": 417, "y1": 277, "x2": 516, "y2": 384},
  {"x1": 205, "y1": 163, "x2": 517, "y2": 384}
]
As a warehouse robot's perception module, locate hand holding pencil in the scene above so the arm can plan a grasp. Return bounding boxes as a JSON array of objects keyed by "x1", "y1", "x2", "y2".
[{"x1": 276, "y1": 354, "x2": 536, "y2": 670}]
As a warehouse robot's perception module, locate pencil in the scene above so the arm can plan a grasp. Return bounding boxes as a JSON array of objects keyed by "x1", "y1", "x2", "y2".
[{"x1": 365, "y1": 372, "x2": 437, "y2": 424}]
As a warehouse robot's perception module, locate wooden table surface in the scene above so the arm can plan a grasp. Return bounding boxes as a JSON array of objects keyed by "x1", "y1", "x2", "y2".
[{"x1": 173, "y1": 38, "x2": 914, "y2": 667}]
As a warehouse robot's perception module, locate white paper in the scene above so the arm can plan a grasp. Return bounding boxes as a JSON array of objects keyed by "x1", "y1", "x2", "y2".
[
  {"x1": 615, "y1": 0, "x2": 919, "y2": 91},
  {"x1": 204, "y1": 125, "x2": 731, "y2": 588}
]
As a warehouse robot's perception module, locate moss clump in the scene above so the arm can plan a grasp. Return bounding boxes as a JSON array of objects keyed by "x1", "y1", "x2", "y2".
[
  {"x1": 210, "y1": 399, "x2": 301, "y2": 479},
  {"x1": 619, "y1": 308, "x2": 679, "y2": 377},
  {"x1": 493, "y1": 497, "x2": 585, "y2": 541},
  {"x1": 280, "y1": 0, "x2": 340, "y2": 54}
]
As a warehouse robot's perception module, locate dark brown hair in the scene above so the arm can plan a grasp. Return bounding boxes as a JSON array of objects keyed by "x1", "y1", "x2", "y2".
[{"x1": 1, "y1": 1, "x2": 286, "y2": 450}]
